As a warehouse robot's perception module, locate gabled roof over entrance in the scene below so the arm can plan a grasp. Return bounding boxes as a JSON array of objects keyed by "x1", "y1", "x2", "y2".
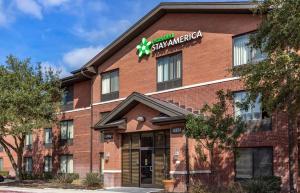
[
  {"x1": 64, "y1": 2, "x2": 256, "y2": 85},
  {"x1": 94, "y1": 92, "x2": 192, "y2": 129}
]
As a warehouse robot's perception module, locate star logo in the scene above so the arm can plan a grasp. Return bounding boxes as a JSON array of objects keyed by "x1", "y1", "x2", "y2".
[{"x1": 136, "y1": 38, "x2": 152, "y2": 58}]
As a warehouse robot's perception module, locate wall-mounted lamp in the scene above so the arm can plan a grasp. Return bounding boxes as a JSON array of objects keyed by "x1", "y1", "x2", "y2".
[
  {"x1": 104, "y1": 152, "x2": 110, "y2": 161},
  {"x1": 173, "y1": 149, "x2": 180, "y2": 161},
  {"x1": 136, "y1": 116, "x2": 145, "y2": 122}
]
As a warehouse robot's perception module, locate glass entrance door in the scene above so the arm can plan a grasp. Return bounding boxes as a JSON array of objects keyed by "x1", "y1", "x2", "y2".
[{"x1": 140, "y1": 149, "x2": 153, "y2": 186}]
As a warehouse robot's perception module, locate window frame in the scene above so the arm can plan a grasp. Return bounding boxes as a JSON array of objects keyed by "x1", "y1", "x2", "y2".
[
  {"x1": 234, "y1": 147, "x2": 273, "y2": 180},
  {"x1": 61, "y1": 86, "x2": 74, "y2": 111},
  {"x1": 156, "y1": 52, "x2": 183, "y2": 91},
  {"x1": 24, "y1": 157, "x2": 33, "y2": 173},
  {"x1": 25, "y1": 133, "x2": 33, "y2": 150},
  {"x1": 233, "y1": 90, "x2": 272, "y2": 131},
  {"x1": 60, "y1": 120, "x2": 74, "y2": 145},
  {"x1": 44, "y1": 156, "x2": 52, "y2": 173},
  {"x1": 0, "y1": 157, "x2": 3, "y2": 171},
  {"x1": 44, "y1": 128, "x2": 52, "y2": 147},
  {"x1": 101, "y1": 69, "x2": 119, "y2": 102},
  {"x1": 60, "y1": 154, "x2": 73, "y2": 174},
  {"x1": 232, "y1": 31, "x2": 266, "y2": 68}
]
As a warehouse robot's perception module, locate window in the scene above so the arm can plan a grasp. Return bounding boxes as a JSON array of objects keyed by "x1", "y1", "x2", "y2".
[
  {"x1": 25, "y1": 133, "x2": 33, "y2": 149},
  {"x1": 235, "y1": 147, "x2": 273, "y2": 179},
  {"x1": 234, "y1": 91, "x2": 271, "y2": 131},
  {"x1": 157, "y1": 52, "x2": 182, "y2": 91},
  {"x1": 60, "y1": 120, "x2": 74, "y2": 143},
  {"x1": 0, "y1": 158, "x2": 3, "y2": 171},
  {"x1": 0, "y1": 145, "x2": 3, "y2": 152},
  {"x1": 44, "y1": 128, "x2": 52, "y2": 147},
  {"x1": 101, "y1": 70, "x2": 119, "y2": 101},
  {"x1": 24, "y1": 157, "x2": 33, "y2": 173},
  {"x1": 44, "y1": 156, "x2": 52, "y2": 173},
  {"x1": 60, "y1": 155, "x2": 73, "y2": 173},
  {"x1": 234, "y1": 91, "x2": 262, "y2": 121},
  {"x1": 61, "y1": 86, "x2": 74, "y2": 111},
  {"x1": 233, "y1": 33, "x2": 266, "y2": 66}
]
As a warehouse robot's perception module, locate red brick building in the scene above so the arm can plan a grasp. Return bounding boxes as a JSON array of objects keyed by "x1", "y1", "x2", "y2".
[{"x1": 0, "y1": 2, "x2": 298, "y2": 192}]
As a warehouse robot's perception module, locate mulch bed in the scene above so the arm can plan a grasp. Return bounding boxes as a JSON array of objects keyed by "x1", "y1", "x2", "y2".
[{"x1": 0, "y1": 180, "x2": 102, "y2": 190}]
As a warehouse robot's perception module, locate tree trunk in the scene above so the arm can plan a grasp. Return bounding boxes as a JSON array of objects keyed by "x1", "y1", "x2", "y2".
[
  {"x1": 288, "y1": 110, "x2": 296, "y2": 193},
  {"x1": 209, "y1": 149, "x2": 215, "y2": 186}
]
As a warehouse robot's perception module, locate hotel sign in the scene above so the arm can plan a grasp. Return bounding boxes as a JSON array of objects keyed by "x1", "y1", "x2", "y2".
[{"x1": 136, "y1": 30, "x2": 202, "y2": 58}]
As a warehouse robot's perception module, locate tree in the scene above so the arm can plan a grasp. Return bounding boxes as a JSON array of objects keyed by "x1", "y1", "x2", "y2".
[
  {"x1": 185, "y1": 90, "x2": 245, "y2": 184},
  {"x1": 233, "y1": 1, "x2": 300, "y2": 192},
  {"x1": 0, "y1": 55, "x2": 62, "y2": 180}
]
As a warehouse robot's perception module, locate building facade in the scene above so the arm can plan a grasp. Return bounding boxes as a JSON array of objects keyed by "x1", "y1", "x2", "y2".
[{"x1": 0, "y1": 2, "x2": 298, "y2": 192}]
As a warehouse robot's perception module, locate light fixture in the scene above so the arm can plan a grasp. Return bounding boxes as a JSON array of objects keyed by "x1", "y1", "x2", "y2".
[
  {"x1": 173, "y1": 149, "x2": 180, "y2": 161},
  {"x1": 104, "y1": 152, "x2": 110, "y2": 161},
  {"x1": 136, "y1": 116, "x2": 145, "y2": 122}
]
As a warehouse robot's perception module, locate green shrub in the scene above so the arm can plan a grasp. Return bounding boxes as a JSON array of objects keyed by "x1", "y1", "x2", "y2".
[
  {"x1": 190, "y1": 182, "x2": 245, "y2": 193},
  {"x1": 54, "y1": 173, "x2": 79, "y2": 184},
  {"x1": 83, "y1": 173, "x2": 103, "y2": 187},
  {"x1": 43, "y1": 172, "x2": 53, "y2": 180},
  {"x1": 243, "y1": 176, "x2": 281, "y2": 193},
  {"x1": 0, "y1": 171, "x2": 9, "y2": 177}
]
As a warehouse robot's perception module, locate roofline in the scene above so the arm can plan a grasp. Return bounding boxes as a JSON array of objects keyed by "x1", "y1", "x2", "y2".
[{"x1": 71, "y1": 1, "x2": 257, "y2": 74}]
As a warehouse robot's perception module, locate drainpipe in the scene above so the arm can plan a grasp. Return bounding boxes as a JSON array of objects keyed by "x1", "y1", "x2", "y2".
[
  {"x1": 81, "y1": 69, "x2": 94, "y2": 173},
  {"x1": 185, "y1": 130, "x2": 190, "y2": 192}
]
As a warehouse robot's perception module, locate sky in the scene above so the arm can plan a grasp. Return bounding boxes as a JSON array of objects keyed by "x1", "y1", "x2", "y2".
[{"x1": 0, "y1": 0, "x2": 247, "y2": 77}]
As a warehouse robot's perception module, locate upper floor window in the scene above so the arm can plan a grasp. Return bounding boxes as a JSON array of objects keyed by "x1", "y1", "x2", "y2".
[
  {"x1": 235, "y1": 147, "x2": 273, "y2": 179},
  {"x1": 234, "y1": 91, "x2": 271, "y2": 131},
  {"x1": 61, "y1": 86, "x2": 74, "y2": 111},
  {"x1": 24, "y1": 157, "x2": 33, "y2": 173},
  {"x1": 25, "y1": 133, "x2": 33, "y2": 149},
  {"x1": 60, "y1": 120, "x2": 73, "y2": 144},
  {"x1": 234, "y1": 91, "x2": 262, "y2": 121},
  {"x1": 101, "y1": 70, "x2": 119, "y2": 102},
  {"x1": 60, "y1": 155, "x2": 73, "y2": 173},
  {"x1": 44, "y1": 128, "x2": 52, "y2": 147},
  {"x1": 233, "y1": 33, "x2": 266, "y2": 67},
  {"x1": 157, "y1": 52, "x2": 182, "y2": 91}
]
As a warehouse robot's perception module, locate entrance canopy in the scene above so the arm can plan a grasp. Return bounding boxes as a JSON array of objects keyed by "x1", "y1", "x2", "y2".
[{"x1": 94, "y1": 92, "x2": 193, "y2": 130}]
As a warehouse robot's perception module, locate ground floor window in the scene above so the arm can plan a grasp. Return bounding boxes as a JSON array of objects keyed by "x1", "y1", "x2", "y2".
[
  {"x1": 235, "y1": 147, "x2": 273, "y2": 179},
  {"x1": 60, "y1": 155, "x2": 73, "y2": 173},
  {"x1": 0, "y1": 158, "x2": 3, "y2": 171},
  {"x1": 24, "y1": 157, "x2": 33, "y2": 173},
  {"x1": 121, "y1": 130, "x2": 170, "y2": 187},
  {"x1": 44, "y1": 156, "x2": 52, "y2": 172}
]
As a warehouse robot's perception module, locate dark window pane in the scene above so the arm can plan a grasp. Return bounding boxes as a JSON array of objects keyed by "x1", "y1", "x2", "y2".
[
  {"x1": 254, "y1": 148, "x2": 273, "y2": 177},
  {"x1": 131, "y1": 134, "x2": 140, "y2": 149},
  {"x1": 157, "y1": 53, "x2": 182, "y2": 91},
  {"x1": 236, "y1": 148, "x2": 253, "y2": 179},
  {"x1": 122, "y1": 135, "x2": 131, "y2": 149},
  {"x1": 141, "y1": 133, "x2": 153, "y2": 147},
  {"x1": 101, "y1": 70, "x2": 119, "y2": 101},
  {"x1": 155, "y1": 132, "x2": 165, "y2": 148}
]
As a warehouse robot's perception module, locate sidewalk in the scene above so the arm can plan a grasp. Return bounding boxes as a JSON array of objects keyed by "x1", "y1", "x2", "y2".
[{"x1": 0, "y1": 186, "x2": 162, "y2": 193}]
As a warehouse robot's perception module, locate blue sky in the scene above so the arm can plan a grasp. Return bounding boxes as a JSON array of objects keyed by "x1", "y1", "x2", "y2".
[{"x1": 0, "y1": 0, "x2": 246, "y2": 77}]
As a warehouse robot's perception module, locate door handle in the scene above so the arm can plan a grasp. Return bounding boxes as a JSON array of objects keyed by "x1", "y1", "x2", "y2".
[{"x1": 150, "y1": 166, "x2": 152, "y2": 172}]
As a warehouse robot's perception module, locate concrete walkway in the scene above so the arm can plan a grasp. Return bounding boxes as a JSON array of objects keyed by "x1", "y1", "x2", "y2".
[{"x1": 0, "y1": 186, "x2": 162, "y2": 193}]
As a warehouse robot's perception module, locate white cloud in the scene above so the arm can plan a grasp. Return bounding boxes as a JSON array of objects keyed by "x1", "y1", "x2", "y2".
[
  {"x1": 41, "y1": 61, "x2": 71, "y2": 78},
  {"x1": 73, "y1": 19, "x2": 131, "y2": 42},
  {"x1": 63, "y1": 46, "x2": 103, "y2": 69},
  {"x1": 15, "y1": 0, "x2": 43, "y2": 19},
  {"x1": 38, "y1": 0, "x2": 69, "y2": 7}
]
